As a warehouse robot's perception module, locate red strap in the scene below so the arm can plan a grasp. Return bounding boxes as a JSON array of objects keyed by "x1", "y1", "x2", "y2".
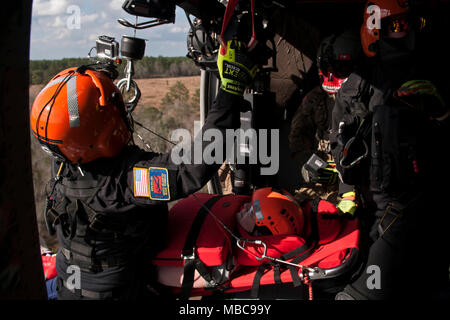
[
  {"x1": 303, "y1": 271, "x2": 313, "y2": 300},
  {"x1": 219, "y1": 0, "x2": 239, "y2": 54},
  {"x1": 219, "y1": 0, "x2": 257, "y2": 54},
  {"x1": 248, "y1": 0, "x2": 256, "y2": 49},
  {"x1": 317, "y1": 200, "x2": 338, "y2": 215}
]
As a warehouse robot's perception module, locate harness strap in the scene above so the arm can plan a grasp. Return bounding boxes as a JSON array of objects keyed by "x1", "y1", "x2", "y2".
[
  {"x1": 286, "y1": 246, "x2": 316, "y2": 288},
  {"x1": 179, "y1": 195, "x2": 223, "y2": 300},
  {"x1": 62, "y1": 279, "x2": 114, "y2": 299},
  {"x1": 61, "y1": 242, "x2": 129, "y2": 274},
  {"x1": 250, "y1": 264, "x2": 271, "y2": 298},
  {"x1": 61, "y1": 248, "x2": 129, "y2": 273},
  {"x1": 59, "y1": 163, "x2": 110, "y2": 203},
  {"x1": 81, "y1": 202, "x2": 128, "y2": 233},
  {"x1": 250, "y1": 202, "x2": 320, "y2": 296},
  {"x1": 273, "y1": 264, "x2": 282, "y2": 285},
  {"x1": 279, "y1": 241, "x2": 314, "y2": 262},
  {"x1": 279, "y1": 238, "x2": 317, "y2": 288},
  {"x1": 283, "y1": 201, "x2": 319, "y2": 262},
  {"x1": 287, "y1": 202, "x2": 320, "y2": 288}
]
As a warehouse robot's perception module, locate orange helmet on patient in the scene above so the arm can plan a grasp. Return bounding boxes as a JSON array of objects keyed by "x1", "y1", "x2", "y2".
[
  {"x1": 250, "y1": 187, "x2": 305, "y2": 236},
  {"x1": 30, "y1": 67, "x2": 131, "y2": 163}
]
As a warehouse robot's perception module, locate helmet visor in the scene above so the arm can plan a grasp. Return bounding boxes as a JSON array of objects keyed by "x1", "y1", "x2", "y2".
[
  {"x1": 319, "y1": 58, "x2": 354, "y2": 79},
  {"x1": 382, "y1": 15, "x2": 409, "y2": 38}
]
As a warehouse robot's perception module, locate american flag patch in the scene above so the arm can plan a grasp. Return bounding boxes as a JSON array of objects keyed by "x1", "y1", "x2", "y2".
[{"x1": 133, "y1": 168, "x2": 150, "y2": 197}]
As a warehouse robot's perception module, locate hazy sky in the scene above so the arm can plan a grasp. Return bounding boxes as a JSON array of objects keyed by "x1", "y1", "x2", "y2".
[{"x1": 30, "y1": 0, "x2": 191, "y2": 60}]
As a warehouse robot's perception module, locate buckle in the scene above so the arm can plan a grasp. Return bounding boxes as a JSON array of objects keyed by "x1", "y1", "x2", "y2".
[
  {"x1": 181, "y1": 247, "x2": 196, "y2": 260},
  {"x1": 89, "y1": 214, "x2": 125, "y2": 233},
  {"x1": 45, "y1": 208, "x2": 58, "y2": 236},
  {"x1": 89, "y1": 214, "x2": 108, "y2": 232},
  {"x1": 340, "y1": 137, "x2": 369, "y2": 169},
  {"x1": 61, "y1": 247, "x2": 71, "y2": 260},
  {"x1": 378, "y1": 202, "x2": 404, "y2": 235}
]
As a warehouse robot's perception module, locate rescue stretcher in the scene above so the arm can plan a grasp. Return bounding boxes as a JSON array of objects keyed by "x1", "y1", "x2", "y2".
[
  {"x1": 41, "y1": 192, "x2": 362, "y2": 300},
  {"x1": 152, "y1": 193, "x2": 362, "y2": 300}
]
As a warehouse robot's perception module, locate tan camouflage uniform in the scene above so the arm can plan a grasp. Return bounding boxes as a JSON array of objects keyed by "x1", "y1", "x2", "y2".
[
  {"x1": 289, "y1": 85, "x2": 338, "y2": 204},
  {"x1": 218, "y1": 163, "x2": 233, "y2": 195}
]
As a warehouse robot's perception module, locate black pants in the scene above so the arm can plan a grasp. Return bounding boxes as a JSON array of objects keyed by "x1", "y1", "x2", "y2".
[
  {"x1": 342, "y1": 194, "x2": 449, "y2": 300},
  {"x1": 57, "y1": 278, "x2": 97, "y2": 300},
  {"x1": 56, "y1": 256, "x2": 161, "y2": 300},
  {"x1": 56, "y1": 273, "x2": 159, "y2": 301}
]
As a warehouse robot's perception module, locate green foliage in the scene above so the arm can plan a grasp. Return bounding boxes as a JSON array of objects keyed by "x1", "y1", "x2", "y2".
[
  {"x1": 29, "y1": 58, "x2": 92, "y2": 84},
  {"x1": 133, "y1": 81, "x2": 201, "y2": 153},
  {"x1": 140, "y1": 106, "x2": 162, "y2": 121},
  {"x1": 161, "y1": 81, "x2": 190, "y2": 106},
  {"x1": 191, "y1": 88, "x2": 200, "y2": 110},
  {"x1": 29, "y1": 56, "x2": 200, "y2": 84}
]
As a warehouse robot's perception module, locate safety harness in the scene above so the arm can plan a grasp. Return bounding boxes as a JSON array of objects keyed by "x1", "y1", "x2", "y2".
[
  {"x1": 242, "y1": 200, "x2": 320, "y2": 300},
  {"x1": 178, "y1": 195, "x2": 233, "y2": 299},
  {"x1": 175, "y1": 194, "x2": 322, "y2": 300},
  {"x1": 44, "y1": 160, "x2": 152, "y2": 299},
  {"x1": 46, "y1": 163, "x2": 130, "y2": 270}
]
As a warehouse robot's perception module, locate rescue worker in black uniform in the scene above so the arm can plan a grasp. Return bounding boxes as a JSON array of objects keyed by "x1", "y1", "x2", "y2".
[
  {"x1": 29, "y1": 40, "x2": 257, "y2": 300},
  {"x1": 331, "y1": 0, "x2": 450, "y2": 299},
  {"x1": 289, "y1": 29, "x2": 362, "y2": 207}
]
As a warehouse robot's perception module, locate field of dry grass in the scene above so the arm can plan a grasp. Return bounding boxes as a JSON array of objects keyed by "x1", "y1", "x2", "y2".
[{"x1": 135, "y1": 76, "x2": 200, "y2": 108}]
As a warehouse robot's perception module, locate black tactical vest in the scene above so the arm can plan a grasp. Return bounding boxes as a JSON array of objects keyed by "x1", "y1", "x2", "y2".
[{"x1": 45, "y1": 149, "x2": 168, "y2": 276}]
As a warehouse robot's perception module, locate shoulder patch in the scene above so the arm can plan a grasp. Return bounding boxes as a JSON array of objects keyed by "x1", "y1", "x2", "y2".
[
  {"x1": 133, "y1": 167, "x2": 150, "y2": 197},
  {"x1": 149, "y1": 167, "x2": 171, "y2": 201}
]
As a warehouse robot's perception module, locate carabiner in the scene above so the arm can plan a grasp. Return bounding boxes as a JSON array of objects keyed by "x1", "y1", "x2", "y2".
[
  {"x1": 236, "y1": 239, "x2": 267, "y2": 261},
  {"x1": 340, "y1": 137, "x2": 369, "y2": 169},
  {"x1": 236, "y1": 239, "x2": 318, "y2": 273}
]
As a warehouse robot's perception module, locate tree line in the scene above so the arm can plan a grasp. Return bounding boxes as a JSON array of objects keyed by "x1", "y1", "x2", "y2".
[
  {"x1": 30, "y1": 56, "x2": 200, "y2": 85},
  {"x1": 135, "y1": 81, "x2": 200, "y2": 153}
]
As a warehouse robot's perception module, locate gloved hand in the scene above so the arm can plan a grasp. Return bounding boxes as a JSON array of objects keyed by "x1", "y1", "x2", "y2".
[
  {"x1": 217, "y1": 39, "x2": 258, "y2": 96},
  {"x1": 396, "y1": 80, "x2": 448, "y2": 120},
  {"x1": 316, "y1": 161, "x2": 339, "y2": 186},
  {"x1": 336, "y1": 191, "x2": 357, "y2": 217}
]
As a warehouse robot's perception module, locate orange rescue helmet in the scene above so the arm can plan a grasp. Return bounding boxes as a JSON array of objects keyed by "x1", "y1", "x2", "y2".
[
  {"x1": 361, "y1": 0, "x2": 410, "y2": 57},
  {"x1": 251, "y1": 187, "x2": 305, "y2": 236},
  {"x1": 30, "y1": 67, "x2": 131, "y2": 163}
]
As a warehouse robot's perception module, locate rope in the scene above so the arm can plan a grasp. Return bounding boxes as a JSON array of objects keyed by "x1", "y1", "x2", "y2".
[
  {"x1": 190, "y1": 192, "x2": 243, "y2": 243},
  {"x1": 133, "y1": 120, "x2": 177, "y2": 146},
  {"x1": 132, "y1": 120, "x2": 237, "y2": 179},
  {"x1": 303, "y1": 271, "x2": 313, "y2": 300},
  {"x1": 135, "y1": 133, "x2": 153, "y2": 151}
]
